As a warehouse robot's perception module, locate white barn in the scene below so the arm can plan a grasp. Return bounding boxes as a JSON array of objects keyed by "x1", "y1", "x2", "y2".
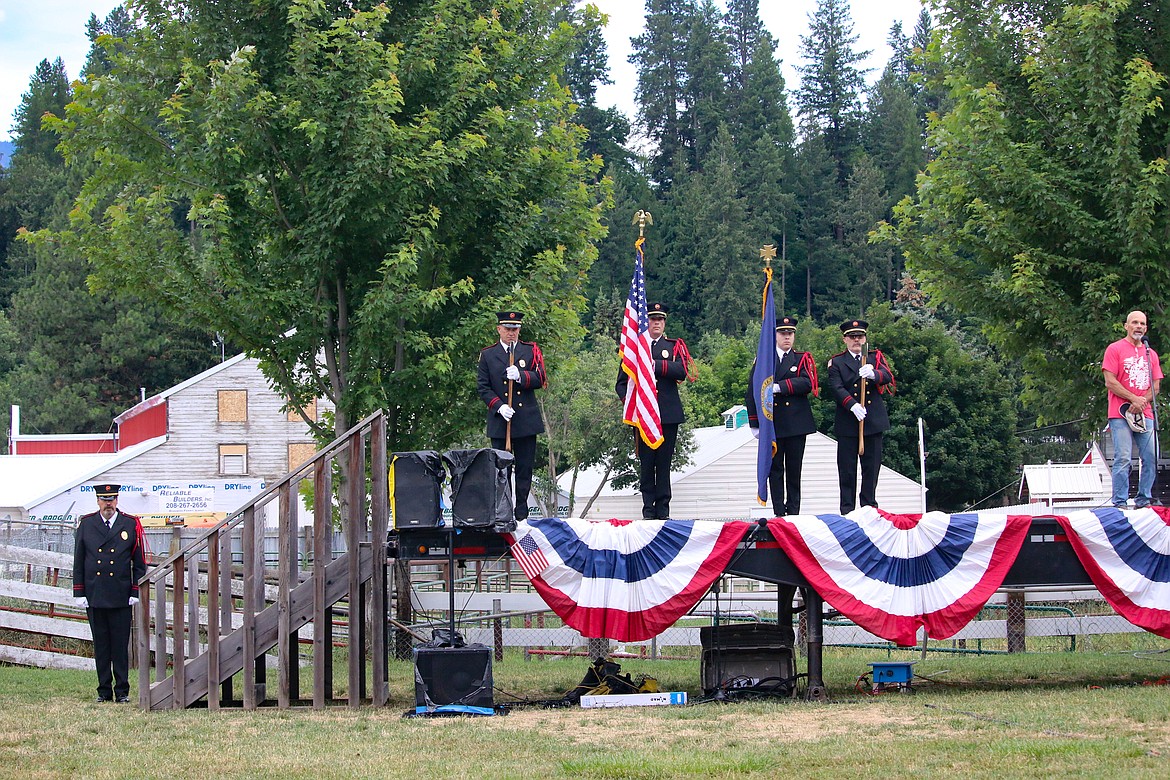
[{"x1": 560, "y1": 406, "x2": 927, "y2": 520}]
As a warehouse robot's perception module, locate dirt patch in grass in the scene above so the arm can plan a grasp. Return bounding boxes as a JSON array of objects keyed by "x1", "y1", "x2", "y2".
[{"x1": 483, "y1": 703, "x2": 917, "y2": 744}]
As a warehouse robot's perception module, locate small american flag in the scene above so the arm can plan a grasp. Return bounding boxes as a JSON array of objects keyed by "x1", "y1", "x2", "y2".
[{"x1": 510, "y1": 532, "x2": 549, "y2": 580}]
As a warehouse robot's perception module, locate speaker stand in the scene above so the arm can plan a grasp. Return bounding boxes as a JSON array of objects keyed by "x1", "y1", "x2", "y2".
[{"x1": 446, "y1": 523, "x2": 458, "y2": 645}]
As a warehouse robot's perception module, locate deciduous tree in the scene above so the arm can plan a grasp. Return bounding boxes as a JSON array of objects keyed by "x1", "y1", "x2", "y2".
[
  {"x1": 879, "y1": 0, "x2": 1170, "y2": 423},
  {"x1": 45, "y1": 0, "x2": 611, "y2": 459}
]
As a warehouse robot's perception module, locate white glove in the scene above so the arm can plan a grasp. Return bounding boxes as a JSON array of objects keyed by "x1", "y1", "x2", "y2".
[
  {"x1": 858, "y1": 363, "x2": 875, "y2": 380},
  {"x1": 771, "y1": 382, "x2": 782, "y2": 394},
  {"x1": 850, "y1": 403, "x2": 867, "y2": 421},
  {"x1": 129, "y1": 597, "x2": 139, "y2": 606},
  {"x1": 498, "y1": 404, "x2": 515, "y2": 421},
  {"x1": 505, "y1": 365, "x2": 520, "y2": 381},
  {"x1": 751, "y1": 427, "x2": 760, "y2": 439},
  {"x1": 75, "y1": 597, "x2": 88, "y2": 609}
]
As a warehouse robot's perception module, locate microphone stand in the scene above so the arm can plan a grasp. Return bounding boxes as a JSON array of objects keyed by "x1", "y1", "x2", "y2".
[{"x1": 1143, "y1": 336, "x2": 1161, "y2": 469}]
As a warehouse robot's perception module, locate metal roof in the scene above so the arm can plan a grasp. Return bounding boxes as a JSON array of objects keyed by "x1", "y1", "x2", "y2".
[
  {"x1": 0, "y1": 436, "x2": 167, "y2": 513},
  {"x1": 1019, "y1": 463, "x2": 1107, "y2": 500},
  {"x1": 558, "y1": 423, "x2": 926, "y2": 519}
]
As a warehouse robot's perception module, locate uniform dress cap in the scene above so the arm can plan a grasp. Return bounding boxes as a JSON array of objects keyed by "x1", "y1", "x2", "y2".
[
  {"x1": 497, "y1": 311, "x2": 524, "y2": 328},
  {"x1": 840, "y1": 319, "x2": 868, "y2": 336},
  {"x1": 648, "y1": 302, "x2": 668, "y2": 318},
  {"x1": 776, "y1": 315, "x2": 798, "y2": 332},
  {"x1": 94, "y1": 484, "x2": 121, "y2": 498}
]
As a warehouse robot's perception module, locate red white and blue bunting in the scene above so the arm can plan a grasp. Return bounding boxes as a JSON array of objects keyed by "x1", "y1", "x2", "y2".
[
  {"x1": 504, "y1": 508, "x2": 1170, "y2": 645},
  {"x1": 1055, "y1": 507, "x2": 1170, "y2": 639},
  {"x1": 767, "y1": 507, "x2": 1032, "y2": 646},
  {"x1": 506, "y1": 518, "x2": 751, "y2": 642}
]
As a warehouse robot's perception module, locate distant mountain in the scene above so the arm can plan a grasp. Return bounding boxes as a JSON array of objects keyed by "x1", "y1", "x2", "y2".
[{"x1": 0, "y1": 141, "x2": 12, "y2": 168}]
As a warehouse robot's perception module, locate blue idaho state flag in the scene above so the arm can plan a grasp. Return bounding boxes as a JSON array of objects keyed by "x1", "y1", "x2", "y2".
[{"x1": 751, "y1": 269, "x2": 777, "y2": 504}]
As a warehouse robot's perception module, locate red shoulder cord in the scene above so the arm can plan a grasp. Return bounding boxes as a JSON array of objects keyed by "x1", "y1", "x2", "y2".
[
  {"x1": 531, "y1": 342, "x2": 548, "y2": 388},
  {"x1": 132, "y1": 516, "x2": 151, "y2": 561},
  {"x1": 672, "y1": 338, "x2": 698, "y2": 382},
  {"x1": 799, "y1": 351, "x2": 820, "y2": 397},
  {"x1": 874, "y1": 350, "x2": 896, "y2": 395}
]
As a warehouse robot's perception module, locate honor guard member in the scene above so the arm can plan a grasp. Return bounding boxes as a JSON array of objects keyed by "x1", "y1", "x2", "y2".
[
  {"x1": 616, "y1": 302, "x2": 695, "y2": 519},
  {"x1": 745, "y1": 315, "x2": 819, "y2": 516},
  {"x1": 827, "y1": 320, "x2": 896, "y2": 514},
  {"x1": 477, "y1": 311, "x2": 547, "y2": 521},
  {"x1": 72, "y1": 484, "x2": 147, "y2": 703}
]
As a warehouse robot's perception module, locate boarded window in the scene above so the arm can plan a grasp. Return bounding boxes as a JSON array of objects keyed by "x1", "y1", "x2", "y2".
[
  {"x1": 287, "y1": 399, "x2": 318, "y2": 422},
  {"x1": 219, "y1": 444, "x2": 248, "y2": 475},
  {"x1": 288, "y1": 443, "x2": 316, "y2": 471},
  {"x1": 218, "y1": 390, "x2": 248, "y2": 422}
]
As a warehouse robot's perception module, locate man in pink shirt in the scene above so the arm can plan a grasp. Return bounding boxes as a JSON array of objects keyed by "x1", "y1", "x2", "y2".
[{"x1": 1102, "y1": 311, "x2": 1163, "y2": 508}]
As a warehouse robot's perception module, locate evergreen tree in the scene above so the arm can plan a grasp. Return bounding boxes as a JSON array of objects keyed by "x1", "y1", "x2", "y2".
[
  {"x1": 631, "y1": 0, "x2": 695, "y2": 188},
  {"x1": 2, "y1": 240, "x2": 214, "y2": 435},
  {"x1": 841, "y1": 153, "x2": 891, "y2": 310},
  {"x1": 10, "y1": 58, "x2": 71, "y2": 161},
  {"x1": 727, "y1": 25, "x2": 794, "y2": 160},
  {"x1": 722, "y1": 0, "x2": 796, "y2": 306},
  {"x1": 0, "y1": 59, "x2": 75, "y2": 309},
  {"x1": 909, "y1": 10, "x2": 944, "y2": 138},
  {"x1": 792, "y1": 129, "x2": 851, "y2": 321},
  {"x1": 867, "y1": 304, "x2": 1021, "y2": 513},
  {"x1": 83, "y1": 7, "x2": 136, "y2": 78},
  {"x1": 863, "y1": 61, "x2": 923, "y2": 203},
  {"x1": 583, "y1": 164, "x2": 654, "y2": 331},
  {"x1": 557, "y1": 1, "x2": 634, "y2": 176},
  {"x1": 681, "y1": 0, "x2": 730, "y2": 169},
  {"x1": 664, "y1": 125, "x2": 755, "y2": 335},
  {"x1": 742, "y1": 130, "x2": 796, "y2": 310},
  {"x1": 796, "y1": 0, "x2": 870, "y2": 185}
]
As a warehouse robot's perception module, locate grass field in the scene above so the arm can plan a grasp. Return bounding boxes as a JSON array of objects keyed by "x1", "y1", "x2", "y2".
[{"x1": 2, "y1": 647, "x2": 1169, "y2": 779}]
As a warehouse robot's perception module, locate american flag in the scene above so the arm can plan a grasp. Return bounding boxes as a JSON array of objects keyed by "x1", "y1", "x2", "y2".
[
  {"x1": 510, "y1": 532, "x2": 549, "y2": 580},
  {"x1": 619, "y1": 238, "x2": 664, "y2": 448}
]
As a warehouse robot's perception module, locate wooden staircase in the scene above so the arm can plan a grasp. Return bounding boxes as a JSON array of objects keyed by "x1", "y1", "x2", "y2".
[{"x1": 136, "y1": 412, "x2": 389, "y2": 710}]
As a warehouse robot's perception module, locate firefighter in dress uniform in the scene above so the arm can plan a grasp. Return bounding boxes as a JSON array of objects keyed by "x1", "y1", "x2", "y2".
[
  {"x1": 477, "y1": 311, "x2": 547, "y2": 521},
  {"x1": 616, "y1": 302, "x2": 695, "y2": 519},
  {"x1": 745, "y1": 315, "x2": 819, "y2": 516},
  {"x1": 72, "y1": 484, "x2": 147, "y2": 703},
  {"x1": 827, "y1": 320, "x2": 896, "y2": 514}
]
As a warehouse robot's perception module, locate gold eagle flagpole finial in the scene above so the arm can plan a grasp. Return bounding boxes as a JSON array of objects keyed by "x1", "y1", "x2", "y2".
[{"x1": 633, "y1": 209, "x2": 653, "y2": 238}]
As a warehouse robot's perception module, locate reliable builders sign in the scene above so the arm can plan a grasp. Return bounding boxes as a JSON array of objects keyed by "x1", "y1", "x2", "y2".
[{"x1": 29, "y1": 480, "x2": 265, "y2": 527}]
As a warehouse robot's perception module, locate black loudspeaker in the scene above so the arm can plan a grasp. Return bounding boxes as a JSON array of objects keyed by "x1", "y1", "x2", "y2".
[
  {"x1": 699, "y1": 623, "x2": 796, "y2": 696},
  {"x1": 443, "y1": 448, "x2": 515, "y2": 533},
  {"x1": 389, "y1": 451, "x2": 445, "y2": 529},
  {"x1": 414, "y1": 646, "x2": 494, "y2": 708}
]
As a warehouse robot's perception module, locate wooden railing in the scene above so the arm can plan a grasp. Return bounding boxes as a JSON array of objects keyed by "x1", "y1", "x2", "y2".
[{"x1": 136, "y1": 411, "x2": 389, "y2": 710}]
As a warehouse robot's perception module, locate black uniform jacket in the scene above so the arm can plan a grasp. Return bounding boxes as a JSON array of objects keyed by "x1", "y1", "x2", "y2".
[
  {"x1": 745, "y1": 350, "x2": 818, "y2": 438},
  {"x1": 72, "y1": 510, "x2": 147, "y2": 609},
  {"x1": 477, "y1": 340, "x2": 547, "y2": 439},
  {"x1": 616, "y1": 336, "x2": 689, "y2": 425},
  {"x1": 827, "y1": 349, "x2": 896, "y2": 438}
]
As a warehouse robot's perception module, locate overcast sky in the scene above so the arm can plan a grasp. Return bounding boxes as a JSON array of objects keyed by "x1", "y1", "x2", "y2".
[{"x1": 1, "y1": 0, "x2": 925, "y2": 143}]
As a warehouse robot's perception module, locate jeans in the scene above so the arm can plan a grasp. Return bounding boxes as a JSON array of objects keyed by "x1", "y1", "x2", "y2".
[{"x1": 1109, "y1": 417, "x2": 1156, "y2": 506}]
